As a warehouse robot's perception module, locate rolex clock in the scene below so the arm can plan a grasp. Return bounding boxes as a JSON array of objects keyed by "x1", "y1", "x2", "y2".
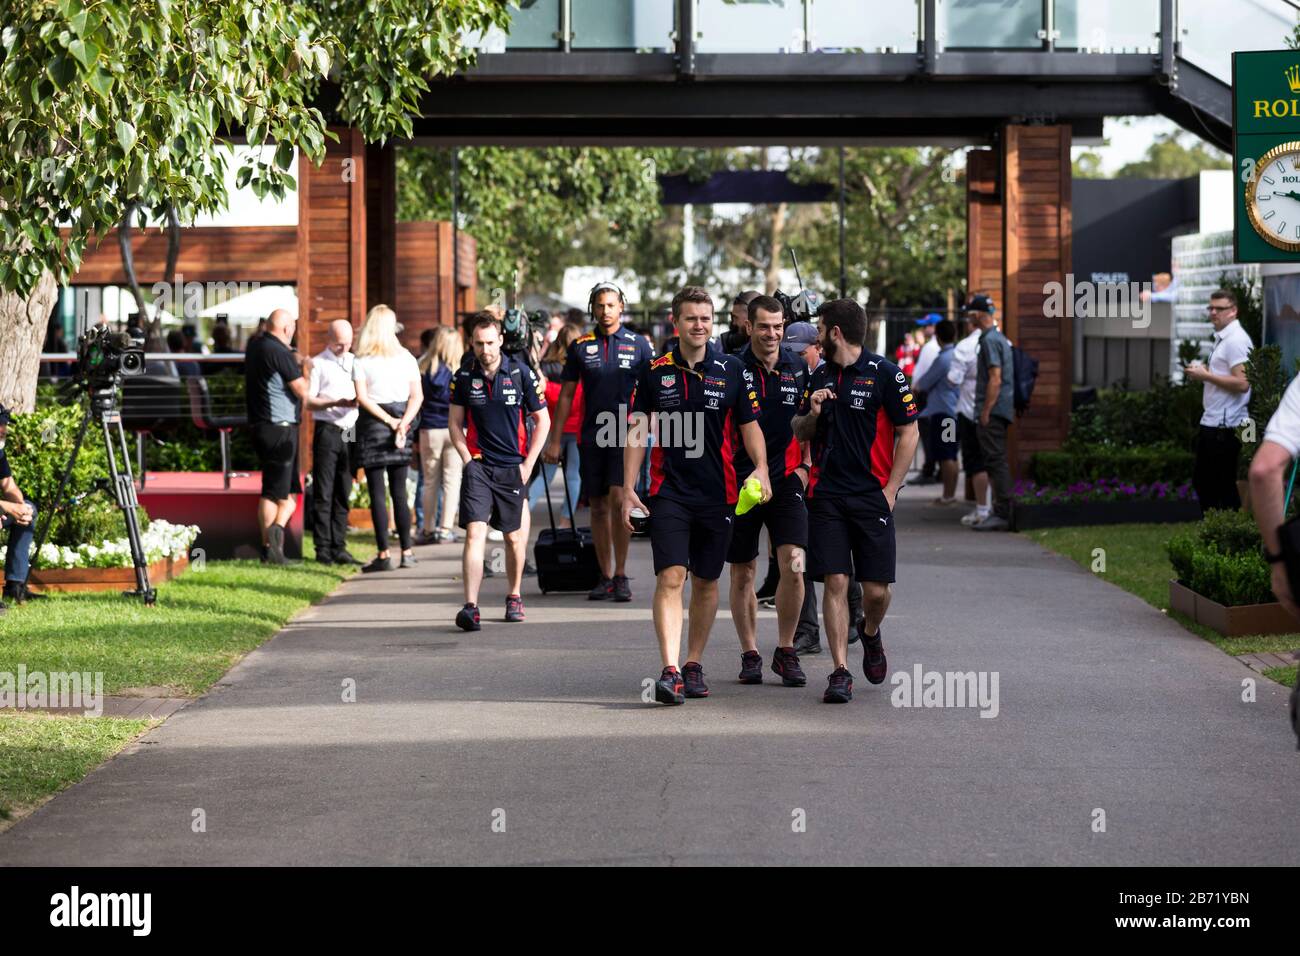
[{"x1": 1246, "y1": 140, "x2": 1300, "y2": 252}]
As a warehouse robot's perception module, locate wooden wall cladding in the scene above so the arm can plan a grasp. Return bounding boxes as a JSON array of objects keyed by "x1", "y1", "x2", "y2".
[{"x1": 67, "y1": 226, "x2": 298, "y2": 285}]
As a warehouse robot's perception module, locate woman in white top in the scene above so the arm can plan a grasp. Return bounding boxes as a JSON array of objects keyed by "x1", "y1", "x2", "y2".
[{"x1": 352, "y1": 304, "x2": 422, "y2": 572}]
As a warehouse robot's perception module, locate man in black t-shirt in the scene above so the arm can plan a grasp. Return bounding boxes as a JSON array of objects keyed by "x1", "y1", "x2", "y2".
[
  {"x1": 245, "y1": 309, "x2": 351, "y2": 564},
  {"x1": 0, "y1": 403, "x2": 44, "y2": 609},
  {"x1": 791, "y1": 299, "x2": 919, "y2": 704}
]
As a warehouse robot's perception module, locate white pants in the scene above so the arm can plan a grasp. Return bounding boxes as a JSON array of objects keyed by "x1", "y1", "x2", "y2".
[{"x1": 419, "y1": 428, "x2": 463, "y2": 533}]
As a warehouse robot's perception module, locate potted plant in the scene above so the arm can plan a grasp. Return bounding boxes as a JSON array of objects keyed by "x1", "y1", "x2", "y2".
[{"x1": 1011, "y1": 477, "x2": 1199, "y2": 531}]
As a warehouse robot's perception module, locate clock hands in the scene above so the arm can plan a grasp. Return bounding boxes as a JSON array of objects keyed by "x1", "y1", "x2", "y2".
[{"x1": 1272, "y1": 190, "x2": 1300, "y2": 202}]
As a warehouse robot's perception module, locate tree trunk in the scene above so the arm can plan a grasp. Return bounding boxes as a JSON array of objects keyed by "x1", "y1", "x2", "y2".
[
  {"x1": 0, "y1": 271, "x2": 59, "y2": 412},
  {"x1": 766, "y1": 201, "x2": 788, "y2": 293}
]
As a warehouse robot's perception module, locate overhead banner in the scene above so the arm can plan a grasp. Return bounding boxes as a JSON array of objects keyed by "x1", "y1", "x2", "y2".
[{"x1": 1234, "y1": 49, "x2": 1300, "y2": 262}]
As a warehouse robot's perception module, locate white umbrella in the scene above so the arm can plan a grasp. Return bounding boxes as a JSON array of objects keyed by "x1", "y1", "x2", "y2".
[{"x1": 198, "y1": 284, "x2": 298, "y2": 326}]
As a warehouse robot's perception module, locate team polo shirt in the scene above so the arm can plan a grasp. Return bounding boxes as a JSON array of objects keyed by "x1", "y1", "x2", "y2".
[
  {"x1": 734, "y1": 343, "x2": 811, "y2": 481},
  {"x1": 800, "y1": 349, "x2": 919, "y2": 499},
  {"x1": 450, "y1": 355, "x2": 545, "y2": 466},
  {"x1": 631, "y1": 342, "x2": 761, "y2": 506},
  {"x1": 562, "y1": 325, "x2": 654, "y2": 446}
]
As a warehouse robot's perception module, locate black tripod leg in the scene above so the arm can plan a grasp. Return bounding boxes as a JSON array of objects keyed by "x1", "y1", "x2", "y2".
[{"x1": 103, "y1": 414, "x2": 156, "y2": 605}]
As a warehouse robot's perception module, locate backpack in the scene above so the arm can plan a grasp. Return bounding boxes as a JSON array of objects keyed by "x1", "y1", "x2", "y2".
[{"x1": 1012, "y1": 346, "x2": 1038, "y2": 416}]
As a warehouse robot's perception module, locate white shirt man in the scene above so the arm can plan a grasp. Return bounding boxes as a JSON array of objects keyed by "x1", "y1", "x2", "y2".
[
  {"x1": 308, "y1": 345, "x2": 358, "y2": 431},
  {"x1": 948, "y1": 322, "x2": 982, "y2": 421},
  {"x1": 1195, "y1": 317, "x2": 1252, "y2": 428}
]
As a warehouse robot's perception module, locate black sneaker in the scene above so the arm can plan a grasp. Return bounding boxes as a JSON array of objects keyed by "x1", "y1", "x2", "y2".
[
  {"x1": 860, "y1": 623, "x2": 888, "y2": 684},
  {"x1": 682, "y1": 661, "x2": 709, "y2": 698},
  {"x1": 738, "y1": 650, "x2": 763, "y2": 684},
  {"x1": 824, "y1": 667, "x2": 854, "y2": 703},
  {"x1": 3, "y1": 582, "x2": 46, "y2": 603},
  {"x1": 333, "y1": 551, "x2": 363, "y2": 566},
  {"x1": 792, "y1": 630, "x2": 822, "y2": 655},
  {"x1": 482, "y1": 558, "x2": 496, "y2": 579},
  {"x1": 588, "y1": 577, "x2": 613, "y2": 600},
  {"x1": 456, "y1": 603, "x2": 481, "y2": 631},
  {"x1": 400, "y1": 551, "x2": 418, "y2": 568},
  {"x1": 361, "y1": 556, "x2": 392, "y2": 573},
  {"x1": 770, "y1": 647, "x2": 807, "y2": 687},
  {"x1": 612, "y1": 574, "x2": 632, "y2": 602},
  {"x1": 505, "y1": 593, "x2": 525, "y2": 623},
  {"x1": 654, "y1": 666, "x2": 685, "y2": 705},
  {"x1": 523, "y1": 560, "x2": 537, "y2": 576},
  {"x1": 755, "y1": 561, "x2": 779, "y2": 601}
]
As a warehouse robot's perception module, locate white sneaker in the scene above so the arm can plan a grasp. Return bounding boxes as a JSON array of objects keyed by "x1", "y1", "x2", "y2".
[
  {"x1": 487, "y1": 529, "x2": 504, "y2": 542},
  {"x1": 960, "y1": 509, "x2": 989, "y2": 527}
]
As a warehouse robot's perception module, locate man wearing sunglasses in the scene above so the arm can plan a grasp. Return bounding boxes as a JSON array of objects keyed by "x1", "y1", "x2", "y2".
[{"x1": 1184, "y1": 289, "x2": 1252, "y2": 515}]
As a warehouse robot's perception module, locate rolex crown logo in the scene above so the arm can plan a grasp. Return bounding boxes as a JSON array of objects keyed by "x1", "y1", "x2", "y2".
[{"x1": 1287, "y1": 64, "x2": 1300, "y2": 92}]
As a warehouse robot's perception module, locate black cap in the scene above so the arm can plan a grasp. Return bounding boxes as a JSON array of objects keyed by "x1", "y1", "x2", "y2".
[
  {"x1": 0, "y1": 403, "x2": 11, "y2": 426},
  {"x1": 965, "y1": 294, "x2": 995, "y2": 316}
]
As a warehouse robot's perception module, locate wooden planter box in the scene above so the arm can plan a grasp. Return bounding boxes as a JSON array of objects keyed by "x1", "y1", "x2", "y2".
[
  {"x1": 29, "y1": 554, "x2": 189, "y2": 594},
  {"x1": 348, "y1": 507, "x2": 373, "y2": 530},
  {"x1": 1012, "y1": 498, "x2": 1200, "y2": 531},
  {"x1": 1168, "y1": 579, "x2": 1299, "y2": 637}
]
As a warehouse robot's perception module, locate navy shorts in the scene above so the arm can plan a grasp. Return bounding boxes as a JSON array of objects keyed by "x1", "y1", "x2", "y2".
[
  {"x1": 807, "y1": 494, "x2": 897, "y2": 584},
  {"x1": 579, "y1": 441, "x2": 624, "y2": 499},
  {"x1": 647, "y1": 494, "x2": 734, "y2": 581},
  {"x1": 252, "y1": 423, "x2": 301, "y2": 500},
  {"x1": 924, "y1": 413, "x2": 960, "y2": 463},
  {"x1": 958, "y1": 414, "x2": 985, "y2": 475},
  {"x1": 726, "y1": 473, "x2": 809, "y2": 564},
  {"x1": 459, "y1": 459, "x2": 526, "y2": 533}
]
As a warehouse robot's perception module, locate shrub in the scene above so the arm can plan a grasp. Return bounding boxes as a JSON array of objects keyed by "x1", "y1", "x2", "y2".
[
  {"x1": 1032, "y1": 445, "x2": 1194, "y2": 485},
  {"x1": 1167, "y1": 508, "x2": 1273, "y2": 607},
  {"x1": 1067, "y1": 377, "x2": 1201, "y2": 451}
]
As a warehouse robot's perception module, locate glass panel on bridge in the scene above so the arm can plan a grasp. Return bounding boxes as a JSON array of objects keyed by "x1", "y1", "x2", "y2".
[
  {"x1": 940, "y1": 0, "x2": 1042, "y2": 49},
  {"x1": 1179, "y1": 0, "x2": 1299, "y2": 83},
  {"x1": 505, "y1": 0, "x2": 563, "y2": 49},
  {"x1": 810, "y1": 0, "x2": 919, "y2": 52},
  {"x1": 1054, "y1": 0, "x2": 1159, "y2": 53},
  {"x1": 696, "y1": 0, "x2": 806, "y2": 53},
  {"x1": 572, "y1": 0, "x2": 675, "y2": 50}
]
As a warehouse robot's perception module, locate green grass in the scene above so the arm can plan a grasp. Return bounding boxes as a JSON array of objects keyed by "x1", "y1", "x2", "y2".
[
  {"x1": 0, "y1": 530, "x2": 375, "y2": 822},
  {"x1": 1025, "y1": 522, "x2": 1300, "y2": 667},
  {"x1": 0, "y1": 714, "x2": 156, "y2": 820},
  {"x1": 0, "y1": 530, "x2": 375, "y2": 697},
  {"x1": 1264, "y1": 665, "x2": 1298, "y2": 688}
]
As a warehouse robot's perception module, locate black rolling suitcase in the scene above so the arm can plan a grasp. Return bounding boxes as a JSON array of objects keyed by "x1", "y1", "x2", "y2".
[{"x1": 534, "y1": 455, "x2": 601, "y2": 594}]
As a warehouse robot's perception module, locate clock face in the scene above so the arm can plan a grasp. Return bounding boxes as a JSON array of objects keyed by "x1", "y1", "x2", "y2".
[{"x1": 1248, "y1": 140, "x2": 1300, "y2": 252}]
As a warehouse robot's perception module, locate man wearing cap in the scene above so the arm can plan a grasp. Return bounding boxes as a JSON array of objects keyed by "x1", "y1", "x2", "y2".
[
  {"x1": 971, "y1": 299, "x2": 1016, "y2": 531},
  {"x1": 949, "y1": 296, "x2": 993, "y2": 526},
  {"x1": 910, "y1": 314, "x2": 943, "y2": 485},
  {"x1": 725, "y1": 295, "x2": 812, "y2": 688},
  {"x1": 0, "y1": 404, "x2": 44, "y2": 609},
  {"x1": 545, "y1": 281, "x2": 653, "y2": 602}
]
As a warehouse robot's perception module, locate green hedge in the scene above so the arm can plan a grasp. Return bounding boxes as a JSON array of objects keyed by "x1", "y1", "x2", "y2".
[
  {"x1": 1166, "y1": 509, "x2": 1273, "y2": 607},
  {"x1": 1032, "y1": 444, "x2": 1194, "y2": 485}
]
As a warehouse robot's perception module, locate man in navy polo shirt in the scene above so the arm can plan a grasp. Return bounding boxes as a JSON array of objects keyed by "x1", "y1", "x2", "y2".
[
  {"x1": 449, "y1": 315, "x2": 550, "y2": 631},
  {"x1": 792, "y1": 298, "x2": 919, "y2": 704},
  {"x1": 546, "y1": 282, "x2": 653, "y2": 603},
  {"x1": 621, "y1": 286, "x2": 771, "y2": 706},
  {"x1": 726, "y1": 295, "x2": 812, "y2": 689}
]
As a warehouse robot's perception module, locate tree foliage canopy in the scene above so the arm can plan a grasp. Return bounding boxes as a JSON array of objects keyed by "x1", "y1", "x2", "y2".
[{"x1": 0, "y1": 0, "x2": 511, "y2": 297}]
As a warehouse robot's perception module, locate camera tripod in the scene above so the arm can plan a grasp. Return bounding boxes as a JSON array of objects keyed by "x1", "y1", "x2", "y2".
[{"x1": 27, "y1": 384, "x2": 156, "y2": 605}]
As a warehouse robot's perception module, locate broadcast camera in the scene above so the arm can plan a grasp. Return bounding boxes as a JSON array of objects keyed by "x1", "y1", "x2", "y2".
[
  {"x1": 774, "y1": 249, "x2": 822, "y2": 325},
  {"x1": 502, "y1": 308, "x2": 550, "y2": 356},
  {"x1": 67, "y1": 325, "x2": 146, "y2": 396}
]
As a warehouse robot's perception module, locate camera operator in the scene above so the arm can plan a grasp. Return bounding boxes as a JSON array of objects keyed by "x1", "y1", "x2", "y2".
[
  {"x1": 0, "y1": 403, "x2": 43, "y2": 610},
  {"x1": 720, "y1": 290, "x2": 761, "y2": 355}
]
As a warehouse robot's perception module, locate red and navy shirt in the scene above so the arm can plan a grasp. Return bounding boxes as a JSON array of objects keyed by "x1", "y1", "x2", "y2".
[
  {"x1": 562, "y1": 325, "x2": 654, "y2": 446},
  {"x1": 800, "y1": 349, "x2": 919, "y2": 500},
  {"x1": 630, "y1": 342, "x2": 761, "y2": 506},
  {"x1": 734, "y1": 343, "x2": 811, "y2": 482},
  {"x1": 450, "y1": 355, "x2": 545, "y2": 466}
]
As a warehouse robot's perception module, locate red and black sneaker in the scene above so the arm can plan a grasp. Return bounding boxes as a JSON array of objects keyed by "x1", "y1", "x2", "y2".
[
  {"x1": 455, "y1": 603, "x2": 481, "y2": 632},
  {"x1": 588, "y1": 577, "x2": 614, "y2": 601},
  {"x1": 860, "y1": 622, "x2": 888, "y2": 684},
  {"x1": 654, "y1": 666, "x2": 685, "y2": 705},
  {"x1": 682, "y1": 661, "x2": 710, "y2": 698},
  {"x1": 505, "y1": 594, "x2": 525, "y2": 623},
  {"x1": 770, "y1": 647, "x2": 807, "y2": 687},
  {"x1": 823, "y1": 666, "x2": 854, "y2": 703},
  {"x1": 612, "y1": 574, "x2": 632, "y2": 602},
  {"x1": 738, "y1": 650, "x2": 763, "y2": 684}
]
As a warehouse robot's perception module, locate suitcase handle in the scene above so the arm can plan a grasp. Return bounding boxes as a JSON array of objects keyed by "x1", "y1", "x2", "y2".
[{"x1": 541, "y1": 446, "x2": 579, "y2": 534}]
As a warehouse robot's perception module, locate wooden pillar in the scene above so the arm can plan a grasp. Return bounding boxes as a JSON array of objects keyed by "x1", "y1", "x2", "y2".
[
  {"x1": 297, "y1": 127, "x2": 368, "y2": 470},
  {"x1": 1002, "y1": 124, "x2": 1072, "y2": 475},
  {"x1": 966, "y1": 148, "x2": 1003, "y2": 316}
]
